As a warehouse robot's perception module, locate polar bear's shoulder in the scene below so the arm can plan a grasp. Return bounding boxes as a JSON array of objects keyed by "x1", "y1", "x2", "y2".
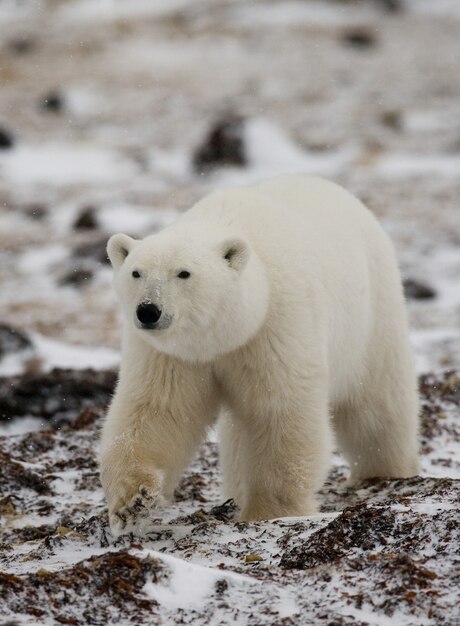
[{"x1": 189, "y1": 175, "x2": 366, "y2": 221}]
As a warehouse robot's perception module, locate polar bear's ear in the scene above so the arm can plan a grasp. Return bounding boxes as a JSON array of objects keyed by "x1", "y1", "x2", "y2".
[
  {"x1": 221, "y1": 238, "x2": 250, "y2": 272},
  {"x1": 107, "y1": 233, "x2": 136, "y2": 269}
]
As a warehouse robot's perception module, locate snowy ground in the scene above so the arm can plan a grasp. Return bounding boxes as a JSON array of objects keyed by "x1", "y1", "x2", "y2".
[
  {"x1": 0, "y1": 0, "x2": 459, "y2": 624},
  {"x1": 0, "y1": 370, "x2": 459, "y2": 624}
]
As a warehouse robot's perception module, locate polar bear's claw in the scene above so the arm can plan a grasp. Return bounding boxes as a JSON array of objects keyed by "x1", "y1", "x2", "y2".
[{"x1": 109, "y1": 484, "x2": 162, "y2": 537}]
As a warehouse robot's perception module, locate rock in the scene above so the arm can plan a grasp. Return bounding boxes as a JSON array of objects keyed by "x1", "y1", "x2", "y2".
[
  {"x1": 0, "y1": 324, "x2": 32, "y2": 360},
  {"x1": 8, "y1": 37, "x2": 35, "y2": 55},
  {"x1": 341, "y1": 28, "x2": 377, "y2": 49},
  {"x1": 40, "y1": 90, "x2": 65, "y2": 113},
  {"x1": 193, "y1": 115, "x2": 247, "y2": 172},
  {"x1": 403, "y1": 278, "x2": 437, "y2": 300},
  {"x1": 215, "y1": 579, "x2": 228, "y2": 595},
  {"x1": 374, "y1": 0, "x2": 403, "y2": 12},
  {"x1": 59, "y1": 267, "x2": 94, "y2": 287},
  {"x1": 0, "y1": 367, "x2": 117, "y2": 427},
  {"x1": 73, "y1": 206, "x2": 99, "y2": 231},
  {"x1": 72, "y1": 235, "x2": 110, "y2": 265},
  {"x1": 68, "y1": 405, "x2": 106, "y2": 431},
  {"x1": 210, "y1": 499, "x2": 238, "y2": 521},
  {"x1": 0, "y1": 126, "x2": 14, "y2": 149},
  {"x1": 380, "y1": 109, "x2": 402, "y2": 131},
  {"x1": 25, "y1": 203, "x2": 48, "y2": 220}
]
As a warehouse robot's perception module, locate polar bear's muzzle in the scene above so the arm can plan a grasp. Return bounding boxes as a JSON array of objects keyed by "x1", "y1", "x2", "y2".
[{"x1": 134, "y1": 301, "x2": 173, "y2": 331}]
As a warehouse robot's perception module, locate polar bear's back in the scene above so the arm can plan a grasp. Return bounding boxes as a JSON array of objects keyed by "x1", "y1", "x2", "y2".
[
  {"x1": 187, "y1": 175, "x2": 394, "y2": 285},
  {"x1": 188, "y1": 175, "x2": 382, "y2": 248}
]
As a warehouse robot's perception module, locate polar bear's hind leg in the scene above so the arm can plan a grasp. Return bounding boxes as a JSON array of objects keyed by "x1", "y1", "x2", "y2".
[{"x1": 334, "y1": 336, "x2": 420, "y2": 483}]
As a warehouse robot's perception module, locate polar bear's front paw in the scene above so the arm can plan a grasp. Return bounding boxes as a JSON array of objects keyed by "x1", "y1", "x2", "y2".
[{"x1": 109, "y1": 481, "x2": 165, "y2": 537}]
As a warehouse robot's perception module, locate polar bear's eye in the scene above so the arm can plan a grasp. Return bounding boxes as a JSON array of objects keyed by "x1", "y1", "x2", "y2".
[
  {"x1": 132, "y1": 270, "x2": 141, "y2": 278},
  {"x1": 177, "y1": 270, "x2": 191, "y2": 279}
]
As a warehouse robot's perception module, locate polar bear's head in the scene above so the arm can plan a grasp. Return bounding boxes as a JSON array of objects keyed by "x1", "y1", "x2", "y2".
[{"x1": 107, "y1": 225, "x2": 269, "y2": 363}]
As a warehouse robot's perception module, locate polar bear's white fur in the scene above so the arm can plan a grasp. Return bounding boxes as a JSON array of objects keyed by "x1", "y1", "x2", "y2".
[{"x1": 100, "y1": 175, "x2": 419, "y2": 535}]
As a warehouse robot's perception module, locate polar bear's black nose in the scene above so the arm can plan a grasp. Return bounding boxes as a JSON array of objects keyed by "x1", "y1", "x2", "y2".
[{"x1": 136, "y1": 302, "x2": 162, "y2": 327}]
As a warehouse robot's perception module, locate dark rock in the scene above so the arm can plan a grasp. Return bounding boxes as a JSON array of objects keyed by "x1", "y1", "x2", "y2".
[
  {"x1": 25, "y1": 203, "x2": 48, "y2": 220},
  {"x1": 8, "y1": 37, "x2": 36, "y2": 55},
  {"x1": 0, "y1": 324, "x2": 32, "y2": 360},
  {"x1": 59, "y1": 267, "x2": 94, "y2": 287},
  {"x1": 403, "y1": 278, "x2": 437, "y2": 300},
  {"x1": 193, "y1": 115, "x2": 247, "y2": 172},
  {"x1": 0, "y1": 195, "x2": 15, "y2": 210},
  {"x1": 215, "y1": 579, "x2": 228, "y2": 595},
  {"x1": 73, "y1": 206, "x2": 99, "y2": 231},
  {"x1": 380, "y1": 109, "x2": 402, "y2": 131},
  {"x1": 341, "y1": 28, "x2": 377, "y2": 49},
  {"x1": 0, "y1": 126, "x2": 14, "y2": 149},
  {"x1": 0, "y1": 367, "x2": 117, "y2": 427},
  {"x1": 210, "y1": 499, "x2": 238, "y2": 522},
  {"x1": 73, "y1": 235, "x2": 110, "y2": 265},
  {"x1": 68, "y1": 405, "x2": 106, "y2": 431},
  {"x1": 41, "y1": 90, "x2": 65, "y2": 113},
  {"x1": 374, "y1": 0, "x2": 403, "y2": 12},
  {"x1": 171, "y1": 498, "x2": 238, "y2": 526}
]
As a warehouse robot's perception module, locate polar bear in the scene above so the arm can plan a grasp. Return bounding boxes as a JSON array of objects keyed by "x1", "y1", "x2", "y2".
[{"x1": 100, "y1": 175, "x2": 419, "y2": 535}]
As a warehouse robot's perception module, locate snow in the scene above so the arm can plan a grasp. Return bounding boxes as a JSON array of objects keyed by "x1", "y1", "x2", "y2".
[
  {"x1": 404, "y1": 109, "x2": 460, "y2": 134},
  {"x1": 407, "y1": 0, "x2": 460, "y2": 19},
  {"x1": 230, "y1": 1, "x2": 373, "y2": 29},
  {"x1": 143, "y1": 549, "x2": 301, "y2": 621},
  {"x1": 97, "y1": 205, "x2": 179, "y2": 235},
  {"x1": 0, "y1": 0, "x2": 42, "y2": 23},
  {"x1": 375, "y1": 153, "x2": 460, "y2": 179},
  {"x1": 244, "y1": 118, "x2": 356, "y2": 179},
  {"x1": 31, "y1": 333, "x2": 120, "y2": 370},
  {"x1": 0, "y1": 416, "x2": 45, "y2": 436},
  {"x1": 0, "y1": 143, "x2": 136, "y2": 187},
  {"x1": 411, "y1": 328, "x2": 460, "y2": 375},
  {"x1": 143, "y1": 551, "x2": 244, "y2": 610},
  {"x1": 345, "y1": 607, "x2": 408, "y2": 626},
  {"x1": 0, "y1": 332, "x2": 120, "y2": 377},
  {"x1": 64, "y1": 86, "x2": 106, "y2": 119},
  {"x1": 59, "y1": 0, "x2": 196, "y2": 22},
  {"x1": 2, "y1": 418, "x2": 458, "y2": 621},
  {"x1": 151, "y1": 148, "x2": 192, "y2": 182},
  {"x1": 19, "y1": 245, "x2": 69, "y2": 274}
]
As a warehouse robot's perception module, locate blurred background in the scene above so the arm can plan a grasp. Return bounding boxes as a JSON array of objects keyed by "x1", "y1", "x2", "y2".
[{"x1": 0, "y1": 0, "x2": 459, "y2": 375}]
